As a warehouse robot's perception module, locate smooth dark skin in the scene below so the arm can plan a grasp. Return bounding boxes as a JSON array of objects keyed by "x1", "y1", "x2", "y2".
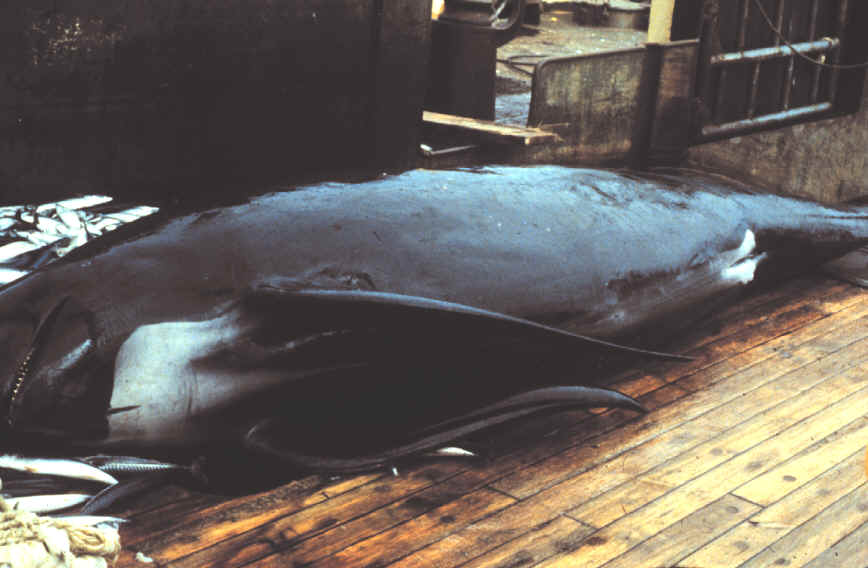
[{"x1": 0, "y1": 165, "x2": 865, "y2": 476}]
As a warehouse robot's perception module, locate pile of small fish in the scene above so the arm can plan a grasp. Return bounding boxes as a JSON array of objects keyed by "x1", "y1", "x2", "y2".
[
  {"x1": 0, "y1": 196, "x2": 158, "y2": 285},
  {"x1": 0, "y1": 454, "x2": 199, "y2": 524}
]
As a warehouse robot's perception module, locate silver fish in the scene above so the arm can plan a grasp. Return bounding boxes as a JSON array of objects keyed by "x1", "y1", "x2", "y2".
[
  {"x1": 0, "y1": 455, "x2": 118, "y2": 486},
  {"x1": 5, "y1": 493, "x2": 92, "y2": 513}
]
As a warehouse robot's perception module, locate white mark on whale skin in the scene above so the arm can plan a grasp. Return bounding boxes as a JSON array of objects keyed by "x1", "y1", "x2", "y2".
[
  {"x1": 720, "y1": 229, "x2": 765, "y2": 284},
  {"x1": 735, "y1": 228, "x2": 756, "y2": 259},
  {"x1": 722, "y1": 255, "x2": 765, "y2": 284}
]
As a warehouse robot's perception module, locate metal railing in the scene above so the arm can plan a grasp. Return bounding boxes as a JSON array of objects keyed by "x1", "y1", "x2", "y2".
[{"x1": 697, "y1": 0, "x2": 848, "y2": 141}]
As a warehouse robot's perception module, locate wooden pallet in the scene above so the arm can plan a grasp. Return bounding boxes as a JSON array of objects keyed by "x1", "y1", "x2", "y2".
[{"x1": 115, "y1": 276, "x2": 868, "y2": 568}]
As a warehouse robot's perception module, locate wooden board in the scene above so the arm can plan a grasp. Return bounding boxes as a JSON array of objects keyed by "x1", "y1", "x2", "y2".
[
  {"x1": 528, "y1": 47, "x2": 646, "y2": 161},
  {"x1": 114, "y1": 277, "x2": 868, "y2": 567},
  {"x1": 422, "y1": 111, "x2": 559, "y2": 145}
]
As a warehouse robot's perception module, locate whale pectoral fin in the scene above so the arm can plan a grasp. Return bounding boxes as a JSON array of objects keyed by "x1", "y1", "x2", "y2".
[
  {"x1": 244, "y1": 385, "x2": 644, "y2": 474},
  {"x1": 241, "y1": 286, "x2": 691, "y2": 362}
]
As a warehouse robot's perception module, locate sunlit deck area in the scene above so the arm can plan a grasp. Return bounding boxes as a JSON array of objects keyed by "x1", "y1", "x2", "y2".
[{"x1": 115, "y1": 275, "x2": 868, "y2": 568}]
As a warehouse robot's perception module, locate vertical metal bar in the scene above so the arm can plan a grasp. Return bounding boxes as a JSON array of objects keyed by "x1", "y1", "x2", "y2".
[
  {"x1": 807, "y1": 0, "x2": 819, "y2": 38},
  {"x1": 808, "y1": 61, "x2": 823, "y2": 104},
  {"x1": 739, "y1": 0, "x2": 755, "y2": 116},
  {"x1": 773, "y1": 0, "x2": 785, "y2": 46},
  {"x1": 737, "y1": 0, "x2": 750, "y2": 49},
  {"x1": 748, "y1": 62, "x2": 761, "y2": 117},
  {"x1": 772, "y1": 0, "x2": 787, "y2": 112},
  {"x1": 715, "y1": 0, "x2": 751, "y2": 122},
  {"x1": 713, "y1": 69, "x2": 727, "y2": 123},
  {"x1": 808, "y1": 0, "x2": 823, "y2": 102},
  {"x1": 713, "y1": 67, "x2": 727, "y2": 123},
  {"x1": 827, "y1": 0, "x2": 849, "y2": 104},
  {"x1": 630, "y1": 43, "x2": 664, "y2": 170},
  {"x1": 746, "y1": 0, "x2": 766, "y2": 117},
  {"x1": 697, "y1": 0, "x2": 721, "y2": 129},
  {"x1": 781, "y1": 6, "x2": 795, "y2": 109}
]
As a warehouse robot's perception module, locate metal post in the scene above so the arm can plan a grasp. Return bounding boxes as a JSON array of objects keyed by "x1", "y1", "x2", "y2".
[
  {"x1": 808, "y1": 0, "x2": 822, "y2": 102},
  {"x1": 630, "y1": 43, "x2": 664, "y2": 170},
  {"x1": 748, "y1": 62, "x2": 761, "y2": 118},
  {"x1": 828, "y1": 0, "x2": 850, "y2": 104},
  {"x1": 772, "y1": 0, "x2": 786, "y2": 112},
  {"x1": 715, "y1": 0, "x2": 751, "y2": 122},
  {"x1": 781, "y1": 7, "x2": 795, "y2": 110},
  {"x1": 774, "y1": 0, "x2": 786, "y2": 47},
  {"x1": 696, "y1": 0, "x2": 721, "y2": 130}
]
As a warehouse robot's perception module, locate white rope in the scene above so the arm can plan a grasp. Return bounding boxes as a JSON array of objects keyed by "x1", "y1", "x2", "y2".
[{"x1": 0, "y1": 495, "x2": 120, "y2": 568}]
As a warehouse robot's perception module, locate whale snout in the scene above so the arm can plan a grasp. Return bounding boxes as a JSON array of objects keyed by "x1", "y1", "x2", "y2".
[
  {"x1": 0, "y1": 313, "x2": 39, "y2": 425},
  {"x1": 1, "y1": 296, "x2": 111, "y2": 443}
]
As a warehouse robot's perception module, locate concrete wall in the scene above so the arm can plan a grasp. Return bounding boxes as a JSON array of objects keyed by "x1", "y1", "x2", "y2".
[
  {"x1": 687, "y1": 74, "x2": 868, "y2": 203},
  {"x1": 0, "y1": 1, "x2": 431, "y2": 205}
]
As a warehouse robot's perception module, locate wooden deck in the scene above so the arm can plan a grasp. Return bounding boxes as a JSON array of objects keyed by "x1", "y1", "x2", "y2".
[{"x1": 114, "y1": 276, "x2": 868, "y2": 568}]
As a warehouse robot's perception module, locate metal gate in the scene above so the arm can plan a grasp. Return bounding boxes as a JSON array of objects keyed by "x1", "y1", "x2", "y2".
[{"x1": 692, "y1": 0, "x2": 864, "y2": 141}]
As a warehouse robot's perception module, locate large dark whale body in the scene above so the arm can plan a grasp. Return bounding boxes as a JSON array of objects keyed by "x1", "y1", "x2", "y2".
[{"x1": 0, "y1": 165, "x2": 865, "y2": 475}]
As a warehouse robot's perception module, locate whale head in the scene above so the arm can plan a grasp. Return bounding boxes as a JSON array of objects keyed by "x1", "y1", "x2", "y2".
[{"x1": 0, "y1": 293, "x2": 112, "y2": 446}]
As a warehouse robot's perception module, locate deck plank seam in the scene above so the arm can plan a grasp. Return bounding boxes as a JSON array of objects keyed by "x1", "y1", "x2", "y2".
[
  {"x1": 539, "y1": 383, "x2": 868, "y2": 565},
  {"x1": 596, "y1": 493, "x2": 764, "y2": 568},
  {"x1": 374, "y1": 379, "x2": 866, "y2": 568},
  {"x1": 670, "y1": 299, "x2": 868, "y2": 390},
  {"x1": 493, "y1": 319, "x2": 868, "y2": 505},
  {"x1": 567, "y1": 392, "x2": 868, "y2": 534},
  {"x1": 735, "y1": 482, "x2": 868, "y2": 568},
  {"x1": 675, "y1": 433, "x2": 868, "y2": 567},
  {"x1": 471, "y1": 286, "x2": 868, "y2": 501},
  {"x1": 734, "y1": 426, "x2": 868, "y2": 509},
  {"x1": 443, "y1": 515, "x2": 594, "y2": 568},
  {"x1": 312, "y1": 486, "x2": 519, "y2": 568},
  {"x1": 173, "y1": 466, "x2": 475, "y2": 567},
  {"x1": 662, "y1": 280, "x2": 852, "y2": 353},
  {"x1": 121, "y1": 472, "x2": 389, "y2": 548},
  {"x1": 390, "y1": 497, "x2": 583, "y2": 568}
]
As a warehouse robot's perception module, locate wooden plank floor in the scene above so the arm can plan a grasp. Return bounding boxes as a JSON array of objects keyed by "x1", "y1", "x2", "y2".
[{"x1": 114, "y1": 276, "x2": 868, "y2": 568}]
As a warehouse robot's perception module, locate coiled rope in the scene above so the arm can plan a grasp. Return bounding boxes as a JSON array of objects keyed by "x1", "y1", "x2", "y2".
[{"x1": 0, "y1": 494, "x2": 119, "y2": 567}]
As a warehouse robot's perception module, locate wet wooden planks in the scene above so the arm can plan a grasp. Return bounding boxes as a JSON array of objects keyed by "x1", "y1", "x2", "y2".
[{"x1": 116, "y1": 276, "x2": 868, "y2": 568}]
